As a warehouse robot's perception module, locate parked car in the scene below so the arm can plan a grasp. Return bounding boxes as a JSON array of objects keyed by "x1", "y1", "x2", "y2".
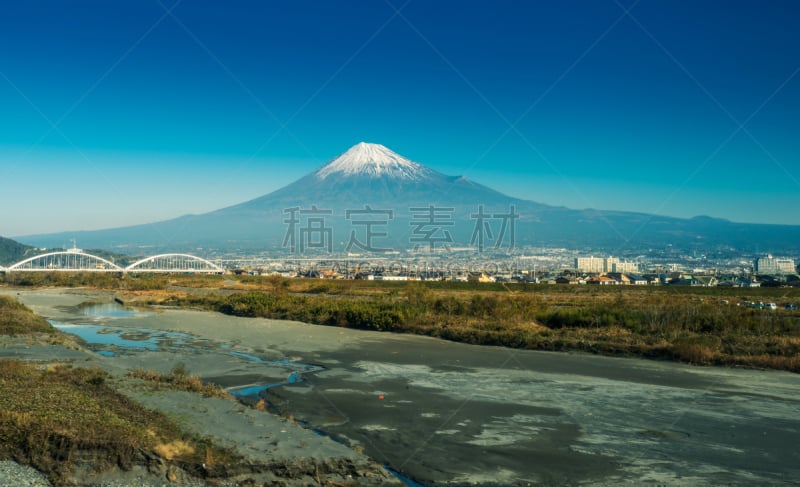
[{"x1": 765, "y1": 302, "x2": 777, "y2": 310}]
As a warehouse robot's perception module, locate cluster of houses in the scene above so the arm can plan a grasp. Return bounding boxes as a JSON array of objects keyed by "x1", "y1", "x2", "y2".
[
  {"x1": 492, "y1": 271, "x2": 753, "y2": 287},
  {"x1": 231, "y1": 254, "x2": 798, "y2": 288},
  {"x1": 538, "y1": 272, "x2": 767, "y2": 287},
  {"x1": 238, "y1": 266, "x2": 800, "y2": 287}
]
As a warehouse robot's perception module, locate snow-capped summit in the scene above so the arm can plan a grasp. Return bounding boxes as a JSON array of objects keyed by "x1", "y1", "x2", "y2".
[{"x1": 315, "y1": 142, "x2": 434, "y2": 181}]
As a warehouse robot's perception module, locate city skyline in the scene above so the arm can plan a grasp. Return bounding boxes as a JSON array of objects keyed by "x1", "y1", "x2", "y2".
[{"x1": 2, "y1": 1, "x2": 800, "y2": 236}]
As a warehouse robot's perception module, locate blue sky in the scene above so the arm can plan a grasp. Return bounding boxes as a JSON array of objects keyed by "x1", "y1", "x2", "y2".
[{"x1": 1, "y1": 0, "x2": 799, "y2": 236}]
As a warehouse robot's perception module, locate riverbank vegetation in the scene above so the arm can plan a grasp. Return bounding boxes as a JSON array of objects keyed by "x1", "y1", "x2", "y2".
[
  {"x1": 4, "y1": 272, "x2": 800, "y2": 372},
  {"x1": 0, "y1": 272, "x2": 173, "y2": 290},
  {"x1": 146, "y1": 276, "x2": 800, "y2": 372}
]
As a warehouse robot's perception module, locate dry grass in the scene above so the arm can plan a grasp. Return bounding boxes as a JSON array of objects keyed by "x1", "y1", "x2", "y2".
[
  {"x1": 670, "y1": 340, "x2": 719, "y2": 365},
  {"x1": 0, "y1": 295, "x2": 54, "y2": 335},
  {"x1": 176, "y1": 280, "x2": 800, "y2": 373},
  {"x1": 154, "y1": 440, "x2": 195, "y2": 460},
  {"x1": 0, "y1": 360, "x2": 238, "y2": 486},
  {"x1": 128, "y1": 365, "x2": 230, "y2": 399}
]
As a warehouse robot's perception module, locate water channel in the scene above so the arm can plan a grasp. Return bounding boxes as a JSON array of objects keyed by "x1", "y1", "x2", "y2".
[{"x1": 50, "y1": 303, "x2": 322, "y2": 398}]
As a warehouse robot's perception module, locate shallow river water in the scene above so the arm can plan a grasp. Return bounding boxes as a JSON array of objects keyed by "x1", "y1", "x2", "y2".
[{"x1": 9, "y1": 290, "x2": 800, "y2": 486}]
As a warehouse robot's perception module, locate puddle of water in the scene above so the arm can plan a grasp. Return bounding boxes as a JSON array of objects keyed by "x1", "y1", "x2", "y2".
[
  {"x1": 225, "y1": 352, "x2": 324, "y2": 397},
  {"x1": 229, "y1": 382, "x2": 286, "y2": 397},
  {"x1": 50, "y1": 321, "x2": 197, "y2": 353},
  {"x1": 51, "y1": 322, "x2": 160, "y2": 350},
  {"x1": 228, "y1": 369, "x2": 308, "y2": 397}
]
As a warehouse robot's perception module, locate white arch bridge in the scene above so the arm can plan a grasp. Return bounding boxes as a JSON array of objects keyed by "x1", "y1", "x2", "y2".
[{"x1": 2, "y1": 250, "x2": 225, "y2": 274}]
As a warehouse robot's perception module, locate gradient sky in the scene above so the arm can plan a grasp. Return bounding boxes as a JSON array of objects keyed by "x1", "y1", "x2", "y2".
[{"x1": 2, "y1": 0, "x2": 799, "y2": 236}]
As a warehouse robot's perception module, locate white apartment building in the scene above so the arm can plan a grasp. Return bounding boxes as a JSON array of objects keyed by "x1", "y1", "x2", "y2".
[
  {"x1": 612, "y1": 261, "x2": 639, "y2": 273},
  {"x1": 755, "y1": 255, "x2": 796, "y2": 275},
  {"x1": 575, "y1": 256, "x2": 637, "y2": 273},
  {"x1": 575, "y1": 256, "x2": 604, "y2": 273}
]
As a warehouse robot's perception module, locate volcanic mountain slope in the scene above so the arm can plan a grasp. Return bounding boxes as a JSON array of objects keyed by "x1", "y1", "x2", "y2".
[{"x1": 16, "y1": 143, "x2": 800, "y2": 253}]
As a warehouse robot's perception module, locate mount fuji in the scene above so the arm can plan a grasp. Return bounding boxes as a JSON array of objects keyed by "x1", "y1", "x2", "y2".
[
  {"x1": 244, "y1": 142, "x2": 525, "y2": 209},
  {"x1": 17, "y1": 142, "x2": 800, "y2": 254}
]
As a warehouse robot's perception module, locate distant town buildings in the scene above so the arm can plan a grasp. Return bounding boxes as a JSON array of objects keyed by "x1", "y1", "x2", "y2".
[
  {"x1": 755, "y1": 255, "x2": 796, "y2": 275},
  {"x1": 201, "y1": 245, "x2": 800, "y2": 289},
  {"x1": 575, "y1": 256, "x2": 639, "y2": 274},
  {"x1": 575, "y1": 256, "x2": 604, "y2": 273},
  {"x1": 611, "y1": 261, "x2": 639, "y2": 273}
]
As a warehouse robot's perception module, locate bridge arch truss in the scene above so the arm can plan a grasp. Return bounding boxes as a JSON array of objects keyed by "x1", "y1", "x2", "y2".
[
  {"x1": 124, "y1": 254, "x2": 224, "y2": 274},
  {"x1": 6, "y1": 251, "x2": 123, "y2": 272}
]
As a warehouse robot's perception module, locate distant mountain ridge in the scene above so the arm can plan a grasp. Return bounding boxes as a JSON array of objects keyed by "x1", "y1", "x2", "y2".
[
  {"x1": 0, "y1": 236, "x2": 36, "y2": 266},
  {"x1": 15, "y1": 143, "x2": 800, "y2": 254}
]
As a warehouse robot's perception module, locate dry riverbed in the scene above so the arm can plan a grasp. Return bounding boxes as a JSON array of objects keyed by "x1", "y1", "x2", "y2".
[
  {"x1": 3, "y1": 288, "x2": 800, "y2": 486},
  {"x1": 0, "y1": 288, "x2": 398, "y2": 486}
]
